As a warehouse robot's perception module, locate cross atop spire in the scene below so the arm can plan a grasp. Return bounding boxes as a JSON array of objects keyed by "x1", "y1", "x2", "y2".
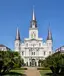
[{"x1": 15, "y1": 27, "x2": 21, "y2": 40}]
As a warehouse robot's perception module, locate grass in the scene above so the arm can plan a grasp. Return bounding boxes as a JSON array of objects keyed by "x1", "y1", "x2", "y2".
[
  {"x1": 40, "y1": 70, "x2": 64, "y2": 76},
  {"x1": 10, "y1": 69, "x2": 24, "y2": 74},
  {"x1": 40, "y1": 70, "x2": 52, "y2": 76},
  {"x1": 2, "y1": 69, "x2": 25, "y2": 76}
]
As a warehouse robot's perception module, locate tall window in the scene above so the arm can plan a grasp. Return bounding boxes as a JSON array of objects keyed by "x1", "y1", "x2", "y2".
[
  {"x1": 39, "y1": 43, "x2": 41, "y2": 46},
  {"x1": 22, "y1": 51, "x2": 24, "y2": 55},
  {"x1": 32, "y1": 52, "x2": 35, "y2": 55},
  {"x1": 26, "y1": 43, "x2": 28, "y2": 46},
  {"x1": 44, "y1": 51, "x2": 46, "y2": 55},
  {"x1": 49, "y1": 51, "x2": 51, "y2": 54},
  {"x1": 32, "y1": 52, "x2": 33, "y2": 55},
  {"x1": 34, "y1": 52, "x2": 35, "y2": 55}
]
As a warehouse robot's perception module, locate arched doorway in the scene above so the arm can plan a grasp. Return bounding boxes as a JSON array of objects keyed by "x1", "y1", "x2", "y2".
[
  {"x1": 30, "y1": 62, "x2": 31, "y2": 66},
  {"x1": 35, "y1": 62, "x2": 36, "y2": 66},
  {"x1": 27, "y1": 62, "x2": 28, "y2": 66},
  {"x1": 31, "y1": 59, "x2": 35, "y2": 66}
]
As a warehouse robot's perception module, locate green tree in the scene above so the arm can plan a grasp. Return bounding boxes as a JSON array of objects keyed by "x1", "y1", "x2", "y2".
[
  {"x1": 0, "y1": 50, "x2": 24, "y2": 74},
  {"x1": 41, "y1": 52, "x2": 64, "y2": 74}
]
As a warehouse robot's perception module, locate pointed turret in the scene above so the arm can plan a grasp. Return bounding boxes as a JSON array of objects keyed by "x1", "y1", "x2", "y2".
[
  {"x1": 30, "y1": 8, "x2": 37, "y2": 28},
  {"x1": 46, "y1": 26, "x2": 53, "y2": 55},
  {"x1": 15, "y1": 27, "x2": 21, "y2": 52},
  {"x1": 15, "y1": 27, "x2": 21, "y2": 40},
  {"x1": 47, "y1": 27, "x2": 52, "y2": 40}
]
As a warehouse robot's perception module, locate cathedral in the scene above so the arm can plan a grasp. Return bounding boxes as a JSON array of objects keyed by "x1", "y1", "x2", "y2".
[{"x1": 14, "y1": 9, "x2": 53, "y2": 66}]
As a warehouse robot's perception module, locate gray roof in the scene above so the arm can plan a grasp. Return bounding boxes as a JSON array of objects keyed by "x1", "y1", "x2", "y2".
[
  {"x1": 0, "y1": 44, "x2": 11, "y2": 50},
  {"x1": 56, "y1": 46, "x2": 64, "y2": 53}
]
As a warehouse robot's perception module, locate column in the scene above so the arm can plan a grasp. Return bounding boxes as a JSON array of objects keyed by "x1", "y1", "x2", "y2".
[
  {"x1": 28, "y1": 58, "x2": 30, "y2": 66},
  {"x1": 36, "y1": 59, "x2": 38, "y2": 66}
]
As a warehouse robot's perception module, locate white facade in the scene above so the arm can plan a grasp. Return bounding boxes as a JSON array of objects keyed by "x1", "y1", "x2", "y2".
[
  {"x1": 0, "y1": 44, "x2": 11, "y2": 51},
  {"x1": 14, "y1": 10, "x2": 53, "y2": 66},
  {"x1": 56, "y1": 46, "x2": 64, "y2": 53}
]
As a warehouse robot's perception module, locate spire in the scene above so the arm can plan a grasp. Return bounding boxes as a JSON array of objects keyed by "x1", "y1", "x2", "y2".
[
  {"x1": 47, "y1": 27, "x2": 52, "y2": 40},
  {"x1": 30, "y1": 8, "x2": 37, "y2": 28},
  {"x1": 32, "y1": 8, "x2": 36, "y2": 20},
  {"x1": 15, "y1": 27, "x2": 20, "y2": 40}
]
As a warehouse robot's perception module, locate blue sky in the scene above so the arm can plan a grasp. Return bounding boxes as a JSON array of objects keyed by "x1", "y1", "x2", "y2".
[{"x1": 0, "y1": 0, "x2": 64, "y2": 51}]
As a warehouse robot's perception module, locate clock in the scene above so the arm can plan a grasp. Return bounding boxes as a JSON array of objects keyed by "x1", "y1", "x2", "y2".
[{"x1": 31, "y1": 32, "x2": 36, "y2": 39}]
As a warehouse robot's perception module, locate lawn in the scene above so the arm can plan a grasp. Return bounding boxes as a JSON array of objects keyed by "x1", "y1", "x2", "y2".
[
  {"x1": 40, "y1": 70, "x2": 52, "y2": 76},
  {"x1": 10, "y1": 69, "x2": 24, "y2": 74},
  {"x1": 40, "y1": 70, "x2": 64, "y2": 76},
  {"x1": 2, "y1": 69, "x2": 25, "y2": 76}
]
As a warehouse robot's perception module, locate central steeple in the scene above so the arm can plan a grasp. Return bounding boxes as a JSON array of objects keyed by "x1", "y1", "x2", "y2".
[{"x1": 30, "y1": 8, "x2": 37, "y2": 28}]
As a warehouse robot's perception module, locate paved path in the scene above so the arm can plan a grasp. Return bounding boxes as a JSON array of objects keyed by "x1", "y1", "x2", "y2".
[{"x1": 24, "y1": 67, "x2": 41, "y2": 76}]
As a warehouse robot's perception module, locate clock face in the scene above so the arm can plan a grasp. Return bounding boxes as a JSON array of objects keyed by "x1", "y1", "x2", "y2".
[{"x1": 31, "y1": 32, "x2": 36, "y2": 39}]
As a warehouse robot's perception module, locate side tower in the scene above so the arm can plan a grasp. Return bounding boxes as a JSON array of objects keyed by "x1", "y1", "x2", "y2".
[
  {"x1": 29, "y1": 9, "x2": 38, "y2": 39},
  {"x1": 14, "y1": 28, "x2": 21, "y2": 52},
  {"x1": 46, "y1": 27, "x2": 53, "y2": 55}
]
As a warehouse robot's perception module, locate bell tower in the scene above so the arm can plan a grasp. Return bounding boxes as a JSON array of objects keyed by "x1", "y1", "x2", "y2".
[
  {"x1": 14, "y1": 27, "x2": 21, "y2": 52},
  {"x1": 29, "y1": 9, "x2": 38, "y2": 39},
  {"x1": 46, "y1": 27, "x2": 53, "y2": 55}
]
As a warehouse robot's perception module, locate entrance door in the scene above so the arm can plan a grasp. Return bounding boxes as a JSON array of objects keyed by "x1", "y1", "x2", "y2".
[{"x1": 32, "y1": 59, "x2": 35, "y2": 66}]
